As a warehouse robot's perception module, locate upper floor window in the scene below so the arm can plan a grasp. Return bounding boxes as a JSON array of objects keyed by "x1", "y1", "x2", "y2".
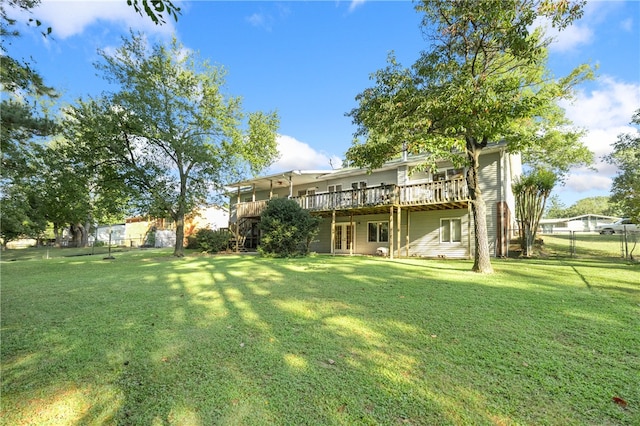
[
  {"x1": 297, "y1": 189, "x2": 316, "y2": 197},
  {"x1": 409, "y1": 167, "x2": 430, "y2": 182},
  {"x1": 434, "y1": 168, "x2": 464, "y2": 181},
  {"x1": 328, "y1": 184, "x2": 343, "y2": 192},
  {"x1": 368, "y1": 221, "x2": 389, "y2": 243}
]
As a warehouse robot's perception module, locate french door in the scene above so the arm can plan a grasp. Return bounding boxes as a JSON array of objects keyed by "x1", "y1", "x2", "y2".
[{"x1": 334, "y1": 223, "x2": 354, "y2": 254}]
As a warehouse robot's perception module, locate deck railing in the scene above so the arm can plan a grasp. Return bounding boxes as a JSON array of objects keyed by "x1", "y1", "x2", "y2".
[
  {"x1": 231, "y1": 199, "x2": 269, "y2": 221},
  {"x1": 294, "y1": 184, "x2": 397, "y2": 212},
  {"x1": 398, "y1": 177, "x2": 468, "y2": 205},
  {"x1": 232, "y1": 178, "x2": 469, "y2": 219}
]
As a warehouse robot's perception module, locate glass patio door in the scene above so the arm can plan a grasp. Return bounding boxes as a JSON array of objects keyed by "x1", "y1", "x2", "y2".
[{"x1": 334, "y1": 223, "x2": 354, "y2": 253}]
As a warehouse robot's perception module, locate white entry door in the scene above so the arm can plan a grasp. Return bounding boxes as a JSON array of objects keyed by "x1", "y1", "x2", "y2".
[{"x1": 334, "y1": 223, "x2": 354, "y2": 254}]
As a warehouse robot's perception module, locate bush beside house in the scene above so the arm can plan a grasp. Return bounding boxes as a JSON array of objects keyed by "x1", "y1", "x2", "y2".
[{"x1": 258, "y1": 198, "x2": 320, "y2": 257}]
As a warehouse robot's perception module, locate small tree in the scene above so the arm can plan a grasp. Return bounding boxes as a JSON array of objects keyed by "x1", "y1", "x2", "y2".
[
  {"x1": 513, "y1": 168, "x2": 556, "y2": 257},
  {"x1": 258, "y1": 198, "x2": 320, "y2": 257}
]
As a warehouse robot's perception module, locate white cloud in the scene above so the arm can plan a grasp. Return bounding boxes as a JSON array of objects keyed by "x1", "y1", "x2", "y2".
[
  {"x1": 32, "y1": 0, "x2": 175, "y2": 39},
  {"x1": 349, "y1": 0, "x2": 366, "y2": 13},
  {"x1": 534, "y1": 16, "x2": 593, "y2": 52},
  {"x1": 269, "y1": 135, "x2": 342, "y2": 172},
  {"x1": 549, "y1": 23, "x2": 593, "y2": 52},
  {"x1": 563, "y1": 173, "x2": 612, "y2": 192},
  {"x1": 561, "y1": 77, "x2": 640, "y2": 130},
  {"x1": 247, "y1": 13, "x2": 269, "y2": 30},
  {"x1": 245, "y1": 4, "x2": 289, "y2": 31},
  {"x1": 620, "y1": 18, "x2": 633, "y2": 32},
  {"x1": 558, "y1": 77, "x2": 640, "y2": 195}
]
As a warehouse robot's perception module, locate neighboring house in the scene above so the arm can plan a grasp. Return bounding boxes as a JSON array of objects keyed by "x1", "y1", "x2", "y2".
[
  {"x1": 188, "y1": 205, "x2": 229, "y2": 231},
  {"x1": 538, "y1": 214, "x2": 621, "y2": 234},
  {"x1": 123, "y1": 205, "x2": 228, "y2": 248},
  {"x1": 124, "y1": 216, "x2": 174, "y2": 247},
  {"x1": 226, "y1": 143, "x2": 521, "y2": 259},
  {"x1": 91, "y1": 224, "x2": 126, "y2": 245}
]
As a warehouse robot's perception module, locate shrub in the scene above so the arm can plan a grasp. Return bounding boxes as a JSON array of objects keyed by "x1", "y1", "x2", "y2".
[
  {"x1": 188, "y1": 228, "x2": 231, "y2": 253},
  {"x1": 258, "y1": 198, "x2": 320, "y2": 257}
]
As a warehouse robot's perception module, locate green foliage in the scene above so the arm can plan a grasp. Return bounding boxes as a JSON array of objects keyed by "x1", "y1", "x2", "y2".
[
  {"x1": 127, "y1": 0, "x2": 181, "y2": 25},
  {"x1": 187, "y1": 228, "x2": 231, "y2": 253},
  {"x1": 605, "y1": 109, "x2": 640, "y2": 223},
  {"x1": 567, "y1": 196, "x2": 619, "y2": 218},
  {"x1": 258, "y1": 198, "x2": 320, "y2": 257},
  {"x1": 514, "y1": 168, "x2": 557, "y2": 256},
  {"x1": 544, "y1": 194, "x2": 567, "y2": 218},
  {"x1": 346, "y1": 0, "x2": 591, "y2": 272},
  {"x1": 64, "y1": 33, "x2": 279, "y2": 257},
  {"x1": 545, "y1": 195, "x2": 620, "y2": 219},
  {"x1": 0, "y1": 184, "x2": 47, "y2": 246}
]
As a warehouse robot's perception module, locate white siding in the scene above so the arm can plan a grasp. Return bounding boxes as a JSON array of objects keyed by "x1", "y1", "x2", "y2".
[
  {"x1": 478, "y1": 152, "x2": 500, "y2": 256},
  {"x1": 408, "y1": 209, "x2": 470, "y2": 258},
  {"x1": 323, "y1": 169, "x2": 399, "y2": 190},
  {"x1": 310, "y1": 219, "x2": 332, "y2": 253}
]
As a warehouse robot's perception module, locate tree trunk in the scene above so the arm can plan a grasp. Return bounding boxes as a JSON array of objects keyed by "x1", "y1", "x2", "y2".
[
  {"x1": 70, "y1": 224, "x2": 86, "y2": 248},
  {"x1": 53, "y1": 223, "x2": 62, "y2": 247},
  {"x1": 466, "y1": 139, "x2": 494, "y2": 273},
  {"x1": 81, "y1": 220, "x2": 91, "y2": 247},
  {"x1": 174, "y1": 213, "x2": 185, "y2": 257}
]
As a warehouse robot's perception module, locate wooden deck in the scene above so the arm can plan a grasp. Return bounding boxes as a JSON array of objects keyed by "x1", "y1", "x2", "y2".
[{"x1": 232, "y1": 177, "x2": 469, "y2": 220}]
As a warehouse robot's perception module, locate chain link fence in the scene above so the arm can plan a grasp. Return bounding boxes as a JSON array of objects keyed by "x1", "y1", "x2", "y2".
[{"x1": 536, "y1": 230, "x2": 639, "y2": 260}]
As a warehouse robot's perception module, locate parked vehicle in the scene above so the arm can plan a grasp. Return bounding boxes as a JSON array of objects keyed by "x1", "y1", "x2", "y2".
[{"x1": 596, "y1": 218, "x2": 638, "y2": 234}]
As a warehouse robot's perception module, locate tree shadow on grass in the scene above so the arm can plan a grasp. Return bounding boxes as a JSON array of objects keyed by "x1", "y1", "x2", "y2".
[{"x1": 2, "y1": 253, "x2": 639, "y2": 425}]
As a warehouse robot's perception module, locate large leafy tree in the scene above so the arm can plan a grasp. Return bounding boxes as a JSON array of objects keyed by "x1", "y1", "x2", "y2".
[
  {"x1": 0, "y1": 0, "x2": 178, "y2": 248},
  {"x1": 1, "y1": 1, "x2": 57, "y2": 247},
  {"x1": 65, "y1": 33, "x2": 279, "y2": 257},
  {"x1": 346, "y1": 0, "x2": 593, "y2": 272},
  {"x1": 31, "y1": 140, "x2": 131, "y2": 247},
  {"x1": 0, "y1": 179, "x2": 47, "y2": 248},
  {"x1": 1, "y1": 0, "x2": 57, "y2": 182},
  {"x1": 605, "y1": 109, "x2": 640, "y2": 223}
]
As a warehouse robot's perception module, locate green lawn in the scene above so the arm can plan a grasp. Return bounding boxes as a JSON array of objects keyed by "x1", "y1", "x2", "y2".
[
  {"x1": 540, "y1": 233, "x2": 638, "y2": 259},
  {"x1": 1, "y1": 250, "x2": 638, "y2": 425}
]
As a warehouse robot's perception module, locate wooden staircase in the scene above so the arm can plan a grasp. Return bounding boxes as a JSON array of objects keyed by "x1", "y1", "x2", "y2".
[{"x1": 228, "y1": 218, "x2": 251, "y2": 252}]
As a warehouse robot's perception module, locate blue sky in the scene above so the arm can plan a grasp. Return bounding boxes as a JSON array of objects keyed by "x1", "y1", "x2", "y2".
[{"x1": 5, "y1": 0, "x2": 640, "y2": 207}]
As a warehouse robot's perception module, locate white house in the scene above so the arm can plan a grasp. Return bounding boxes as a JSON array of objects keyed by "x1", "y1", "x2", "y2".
[
  {"x1": 539, "y1": 214, "x2": 621, "y2": 234},
  {"x1": 226, "y1": 143, "x2": 521, "y2": 258}
]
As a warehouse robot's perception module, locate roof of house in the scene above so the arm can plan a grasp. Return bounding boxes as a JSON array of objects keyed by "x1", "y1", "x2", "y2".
[
  {"x1": 226, "y1": 142, "x2": 513, "y2": 193},
  {"x1": 539, "y1": 214, "x2": 620, "y2": 224}
]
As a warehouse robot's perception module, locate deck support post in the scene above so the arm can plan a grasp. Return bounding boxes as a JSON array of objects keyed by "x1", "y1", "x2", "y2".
[
  {"x1": 397, "y1": 205, "x2": 401, "y2": 258},
  {"x1": 349, "y1": 213, "x2": 354, "y2": 256},
  {"x1": 331, "y1": 210, "x2": 336, "y2": 256},
  {"x1": 406, "y1": 210, "x2": 410, "y2": 257},
  {"x1": 236, "y1": 187, "x2": 241, "y2": 254},
  {"x1": 468, "y1": 202, "x2": 473, "y2": 260},
  {"x1": 389, "y1": 205, "x2": 394, "y2": 260}
]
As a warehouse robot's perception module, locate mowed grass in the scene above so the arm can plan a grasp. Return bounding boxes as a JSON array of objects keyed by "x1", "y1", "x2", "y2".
[
  {"x1": 540, "y1": 233, "x2": 637, "y2": 259},
  {"x1": 1, "y1": 250, "x2": 639, "y2": 425}
]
